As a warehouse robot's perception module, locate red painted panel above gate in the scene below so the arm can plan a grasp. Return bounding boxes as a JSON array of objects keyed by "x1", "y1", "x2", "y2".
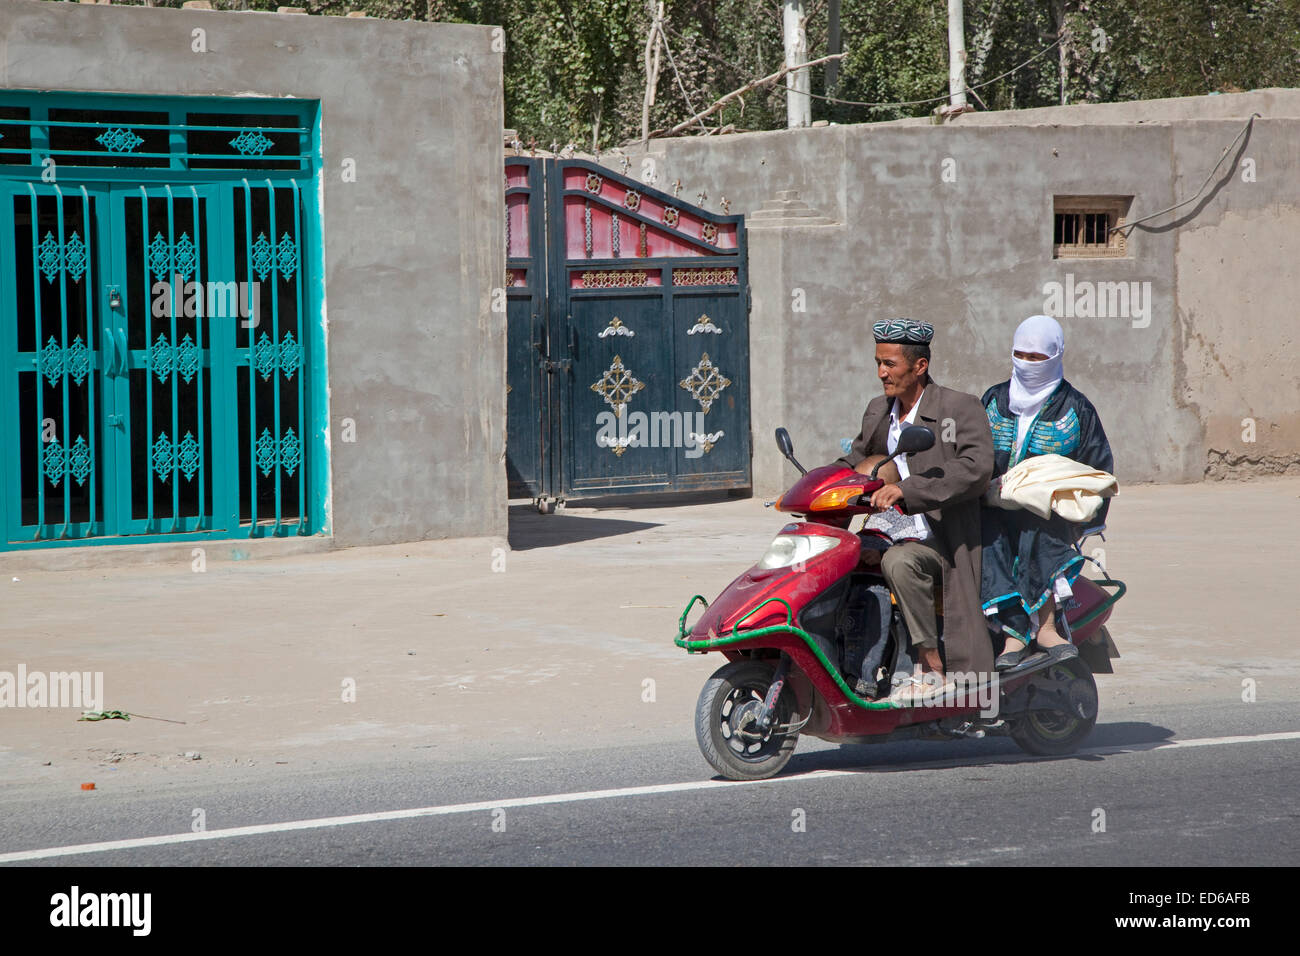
[{"x1": 559, "y1": 164, "x2": 738, "y2": 261}]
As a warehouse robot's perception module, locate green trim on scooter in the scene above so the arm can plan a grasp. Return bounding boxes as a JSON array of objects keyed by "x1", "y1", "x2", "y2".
[
  {"x1": 674, "y1": 577, "x2": 1125, "y2": 713},
  {"x1": 674, "y1": 594, "x2": 900, "y2": 711},
  {"x1": 1072, "y1": 577, "x2": 1126, "y2": 630}
]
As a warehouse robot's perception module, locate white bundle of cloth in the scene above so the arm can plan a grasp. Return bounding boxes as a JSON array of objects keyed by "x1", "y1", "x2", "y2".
[{"x1": 992, "y1": 453, "x2": 1118, "y2": 523}]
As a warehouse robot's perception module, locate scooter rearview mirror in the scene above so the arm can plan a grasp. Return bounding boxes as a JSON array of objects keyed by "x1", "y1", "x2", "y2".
[
  {"x1": 871, "y1": 426, "x2": 935, "y2": 478},
  {"x1": 774, "y1": 427, "x2": 806, "y2": 475},
  {"x1": 896, "y1": 425, "x2": 935, "y2": 455}
]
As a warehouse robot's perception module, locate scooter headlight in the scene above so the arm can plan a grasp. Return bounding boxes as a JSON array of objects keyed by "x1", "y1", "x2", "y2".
[{"x1": 756, "y1": 533, "x2": 837, "y2": 570}]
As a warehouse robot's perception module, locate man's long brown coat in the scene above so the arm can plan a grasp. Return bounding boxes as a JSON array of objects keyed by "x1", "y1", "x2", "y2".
[{"x1": 836, "y1": 380, "x2": 996, "y2": 676}]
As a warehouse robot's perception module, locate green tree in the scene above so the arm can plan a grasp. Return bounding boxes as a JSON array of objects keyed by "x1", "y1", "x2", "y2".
[{"x1": 50, "y1": 0, "x2": 1300, "y2": 143}]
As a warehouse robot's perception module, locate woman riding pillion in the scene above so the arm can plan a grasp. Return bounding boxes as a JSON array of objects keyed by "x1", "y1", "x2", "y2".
[{"x1": 980, "y1": 315, "x2": 1115, "y2": 670}]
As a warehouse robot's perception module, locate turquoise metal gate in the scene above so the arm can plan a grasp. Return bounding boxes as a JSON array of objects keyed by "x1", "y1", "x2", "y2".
[{"x1": 0, "y1": 92, "x2": 325, "y2": 550}]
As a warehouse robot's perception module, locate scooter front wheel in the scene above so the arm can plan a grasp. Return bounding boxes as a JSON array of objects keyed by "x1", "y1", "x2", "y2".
[{"x1": 695, "y1": 660, "x2": 800, "y2": 781}]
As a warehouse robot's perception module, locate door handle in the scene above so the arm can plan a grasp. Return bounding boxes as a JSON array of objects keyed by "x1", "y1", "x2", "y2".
[
  {"x1": 115, "y1": 329, "x2": 128, "y2": 376},
  {"x1": 103, "y1": 326, "x2": 118, "y2": 376}
]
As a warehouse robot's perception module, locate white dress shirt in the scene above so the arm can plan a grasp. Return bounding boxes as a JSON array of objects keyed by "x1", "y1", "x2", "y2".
[{"x1": 887, "y1": 390, "x2": 932, "y2": 540}]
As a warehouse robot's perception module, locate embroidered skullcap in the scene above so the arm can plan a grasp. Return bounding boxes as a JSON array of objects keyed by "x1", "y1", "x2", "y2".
[{"x1": 872, "y1": 318, "x2": 934, "y2": 344}]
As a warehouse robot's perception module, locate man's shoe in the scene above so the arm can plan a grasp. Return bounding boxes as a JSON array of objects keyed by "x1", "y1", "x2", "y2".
[
  {"x1": 853, "y1": 677, "x2": 882, "y2": 700},
  {"x1": 887, "y1": 675, "x2": 926, "y2": 706},
  {"x1": 889, "y1": 673, "x2": 956, "y2": 706},
  {"x1": 919, "y1": 674, "x2": 959, "y2": 706}
]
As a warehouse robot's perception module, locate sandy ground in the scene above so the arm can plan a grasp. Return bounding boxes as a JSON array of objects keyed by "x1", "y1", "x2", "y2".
[{"x1": 2, "y1": 479, "x2": 1298, "y2": 787}]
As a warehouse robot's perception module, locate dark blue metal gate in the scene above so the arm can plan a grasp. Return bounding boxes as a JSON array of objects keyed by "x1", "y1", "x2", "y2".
[{"x1": 506, "y1": 157, "x2": 750, "y2": 505}]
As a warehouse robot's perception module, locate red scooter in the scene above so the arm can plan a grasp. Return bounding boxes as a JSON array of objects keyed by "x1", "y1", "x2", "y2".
[{"x1": 675, "y1": 426, "x2": 1125, "y2": 780}]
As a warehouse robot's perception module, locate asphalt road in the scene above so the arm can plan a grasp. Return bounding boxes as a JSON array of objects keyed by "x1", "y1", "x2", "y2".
[{"x1": 0, "y1": 697, "x2": 1296, "y2": 867}]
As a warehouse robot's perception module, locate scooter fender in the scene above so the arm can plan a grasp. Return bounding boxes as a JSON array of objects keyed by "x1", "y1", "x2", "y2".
[
  {"x1": 688, "y1": 523, "x2": 900, "y2": 738},
  {"x1": 689, "y1": 523, "x2": 861, "y2": 642}
]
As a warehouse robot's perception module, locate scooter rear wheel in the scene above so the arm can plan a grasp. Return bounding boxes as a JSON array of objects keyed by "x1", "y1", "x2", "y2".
[
  {"x1": 695, "y1": 660, "x2": 800, "y2": 781},
  {"x1": 1009, "y1": 658, "x2": 1098, "y2": 756}
]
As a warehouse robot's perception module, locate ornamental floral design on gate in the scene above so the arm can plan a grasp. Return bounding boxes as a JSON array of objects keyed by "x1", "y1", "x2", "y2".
[
  {"x1": 687, "y1": 314, "x2": 722, "y2": 335},
  {"x1": 679, "y1": 353, "x2": 731, "y2": 413},
  {"x1": 590, "y1": 354, "x2": 644, "y2": 418},
  {"x1": 36, "y1": 231, "x2": 89, "y2": 284},
  {"x1": 690, "y1": 430, "x2": 725, "y2": 454},
  {"x1": 597, "y1": 317, "x2": 635, "y2": 338}
]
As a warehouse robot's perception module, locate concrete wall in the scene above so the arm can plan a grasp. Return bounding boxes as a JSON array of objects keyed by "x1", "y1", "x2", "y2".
[
  {"x1": 622, "y1": 90, "x2": 1300, "y2": 494},
  {"x1": 1172, "y1": 115, "x2": 1300, "y2": 478},
  {"x1": 1, "y1": 0, "x2": 507, "y2": 546}
]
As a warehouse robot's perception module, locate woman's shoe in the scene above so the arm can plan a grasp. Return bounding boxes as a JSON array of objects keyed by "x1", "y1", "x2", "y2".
[
  {"x1": 1040, "y1": 641, "x2": 1079, "y2": 663},
  {"x1": 995, "y1": 642, "x2": 1030, "y2": 671}
]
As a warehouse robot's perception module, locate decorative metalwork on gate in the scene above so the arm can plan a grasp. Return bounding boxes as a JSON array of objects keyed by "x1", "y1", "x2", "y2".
[
  {"x1": 0, "y1": 91, "x2": 325, "y2": 550},
  {"x1": 250, "y1": 231, "x2": 299, "y2": 282},
  {"x1": 44, "y1": 436, "x2": 93, "y2": 487},
  {"x1": 687, "y1": 314, "x2": 722, "y2": 335},
  {"x1": 255, "y1": 427, "x2": 303, "y2": 478},
  {"x1": 580, "y1": 270, "x2": 652, "y2": 288},
  {"x1": 253, "y1": 331, "x2": 302, "y2": 381},
  {"x1": 679, "y1": 353, "x2": 732, "y2": 413},
  {"x1": 96, "y1": 128, "x2": 144, "y2": 153},
  {"x1": 673, "y1": 267, "x2": 738, "y2": 286},
  {"x1": 37, "y1": 231, "x2": 89, "y2": 283},
  {"x1": 690, "y1": 430, "x2": 724, "y2": 454},
  {"x1": 597, "y1": 434, "x2": 634, "y2": 458},
  {"x1": 148, "y1": 333, "x2": 201, "y2": 384},
  {"x1": 151, "y1": 430, "x2": 202, "y2": 483},
  {"x1": 598, "y1": 317, "x2": 635, "y2": 338},
  {"x1": 230, "y1": 130, "x2": 275, "y2": 156},
  {"x1": 275, "y1": 233, "x2": 299, "y2": 279},
  {"x1": 147, "y1": 232, "x2": 198, "y2": 281},
  {"x1": 590, "y1": 355, "x2": 645, "y2": 417},
  {"x1": 40, "y1": 336, "x2": 91, "y2": 387}
]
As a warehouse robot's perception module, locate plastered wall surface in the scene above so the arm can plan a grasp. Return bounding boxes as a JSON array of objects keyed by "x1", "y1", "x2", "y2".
[
  {"x1": 1, "y1": 0, "x2": 507, "y2": 544},
  {"x1": 627, "y1": 91, "x2": 1299, "y2": 492}
]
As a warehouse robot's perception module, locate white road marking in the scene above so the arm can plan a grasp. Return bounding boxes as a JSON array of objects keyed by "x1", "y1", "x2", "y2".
[{"x1": 3, "y1": 730, "x2": 1297, "y2": 863}]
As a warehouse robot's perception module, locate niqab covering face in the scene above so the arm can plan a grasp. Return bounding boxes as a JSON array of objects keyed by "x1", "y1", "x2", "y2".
[{"x1": 1009, "y1": 314, "x2": 1064, "y2": 417}]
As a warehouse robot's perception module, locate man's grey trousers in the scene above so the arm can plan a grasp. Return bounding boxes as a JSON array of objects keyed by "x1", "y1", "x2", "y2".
[{"x1": 880, "y1": 540, "x2": 944, "y2": 649}]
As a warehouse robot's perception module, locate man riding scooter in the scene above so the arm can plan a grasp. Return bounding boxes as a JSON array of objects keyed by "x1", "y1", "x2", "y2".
[
  {"x1": 676, "y1": 319, "x2": 1124, "y2": 778},
  {"x1": 832, "y1": 319, "x2": 996, "y2": 702}
]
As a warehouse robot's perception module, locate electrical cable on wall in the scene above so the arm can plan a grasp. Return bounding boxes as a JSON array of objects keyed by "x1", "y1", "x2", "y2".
[{"x1": 1111, "y1": 113, "x2": 1260, "y2": 236}]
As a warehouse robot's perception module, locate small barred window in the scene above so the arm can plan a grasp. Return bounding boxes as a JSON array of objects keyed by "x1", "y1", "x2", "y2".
[{"x1": 1053, "y1": 196, "x2": 1131, "y2": 258}]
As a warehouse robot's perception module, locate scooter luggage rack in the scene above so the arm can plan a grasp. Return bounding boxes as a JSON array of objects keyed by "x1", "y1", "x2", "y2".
[
  {"x1": 675, "y1": 594, "x2": 899, "y2": 711},
  {"x1": 1070, "y1": 526, "x2": 1128, "y2": 630},
  {"x1": 1071, "y1": 577, "x2": 1126, "y2": 629}
]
